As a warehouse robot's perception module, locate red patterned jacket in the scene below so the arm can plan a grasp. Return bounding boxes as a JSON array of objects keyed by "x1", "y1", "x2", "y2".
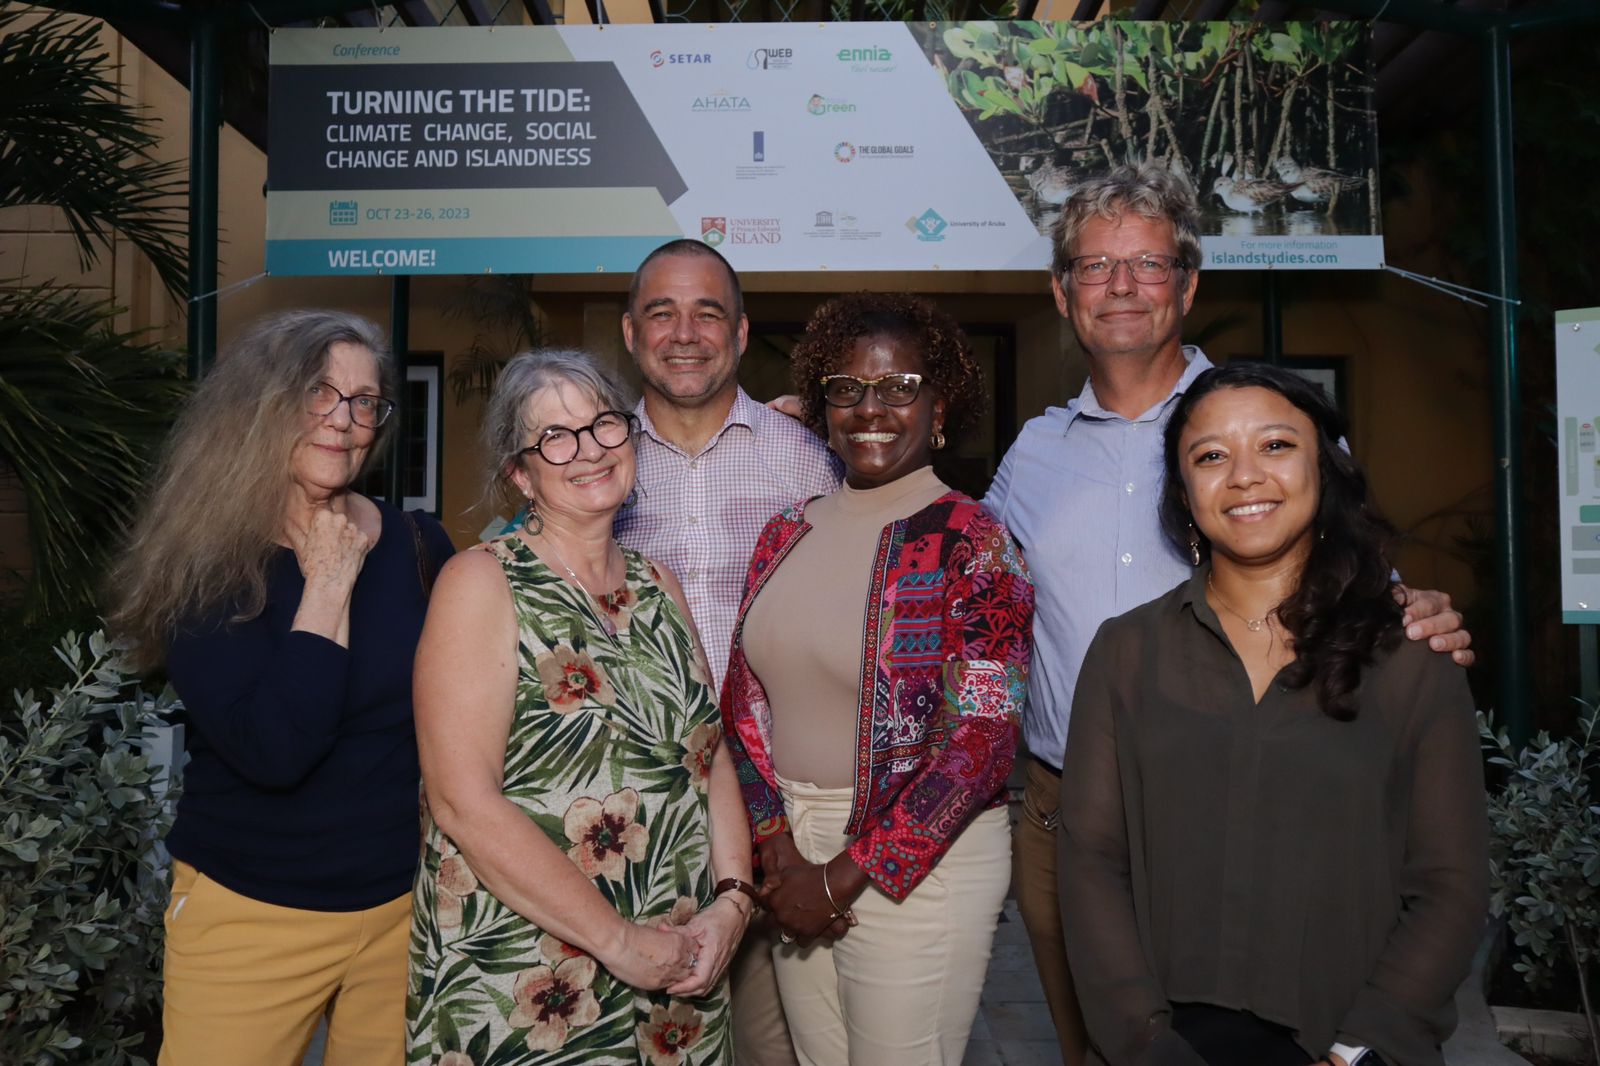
[{"x1": 720, "y1": 490, "x2": 1033, "y2": 900}]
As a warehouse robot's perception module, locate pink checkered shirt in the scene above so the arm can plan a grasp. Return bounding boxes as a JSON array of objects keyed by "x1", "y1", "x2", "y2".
[{"x1": 614, "y1": 389, "x2": 841, "y2": 691}]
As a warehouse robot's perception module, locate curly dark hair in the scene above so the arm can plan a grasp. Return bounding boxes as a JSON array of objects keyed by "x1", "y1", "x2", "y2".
[
  {"x1": 789, "y1": 292, "x2": 986, "y2": 444},
  {"x1": 1159, "y1": 362, "x2": 1402, "y2": 721}
]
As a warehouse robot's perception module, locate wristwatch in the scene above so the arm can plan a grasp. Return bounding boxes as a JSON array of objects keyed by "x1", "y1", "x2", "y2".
[{"x1": 1329, "y1": 1042, "x2": 1369, "y2": 1065}]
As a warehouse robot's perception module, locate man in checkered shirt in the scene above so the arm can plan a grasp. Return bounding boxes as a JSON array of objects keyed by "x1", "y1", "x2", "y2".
[{"x1": 614, "y1": 239, "x2": 840, "y2": 1066}]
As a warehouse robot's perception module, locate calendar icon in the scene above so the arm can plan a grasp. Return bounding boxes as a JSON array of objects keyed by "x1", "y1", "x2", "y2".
[{"x1": 329, "y1": 200, "x2": 358, "y2": 226}]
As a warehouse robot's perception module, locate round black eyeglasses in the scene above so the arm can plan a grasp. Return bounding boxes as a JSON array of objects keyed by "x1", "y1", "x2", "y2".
[{"x1": 518, "y1": 411, "x2": 638, "y2": 466}]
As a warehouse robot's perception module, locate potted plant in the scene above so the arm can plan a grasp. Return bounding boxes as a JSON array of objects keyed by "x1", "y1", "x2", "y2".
[{"x1": 1479, "y1": 704, "x2": 1600, "y2": 1064}]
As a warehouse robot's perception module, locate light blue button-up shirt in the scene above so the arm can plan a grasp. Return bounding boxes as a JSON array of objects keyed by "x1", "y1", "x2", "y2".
[{"x1": 984, "y1": 347, "x2": 1214, "y2": 769}]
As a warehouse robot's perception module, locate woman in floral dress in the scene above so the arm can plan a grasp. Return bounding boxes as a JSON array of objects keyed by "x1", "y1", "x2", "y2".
[{"x1": 408, "y1": 351, "x2": 753, "y2": 1065}]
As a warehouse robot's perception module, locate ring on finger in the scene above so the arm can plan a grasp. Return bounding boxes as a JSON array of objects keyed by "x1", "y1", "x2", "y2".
[{"x1": 779, "y1": 931, "x2": 795, "y2": 944}]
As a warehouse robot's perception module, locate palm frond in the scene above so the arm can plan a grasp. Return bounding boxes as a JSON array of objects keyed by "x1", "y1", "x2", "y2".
[
  {"x1": 443, "y1": 277, "x2": 552, "y2": 402},
  {"x1": 0, "y1": 283, "x2": 188, "y2": 619},
  {"x1": 0, "y1": 7, "x2": 188, "y2": 298}
]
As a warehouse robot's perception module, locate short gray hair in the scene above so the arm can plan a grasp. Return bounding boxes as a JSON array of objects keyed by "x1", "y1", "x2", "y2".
[
  {"x1": 481, "y1": 348, "x2": 636, "y2": 510},
  {"x1": 1049, "y1": 161, "x2": 1203, "y2": 281}
]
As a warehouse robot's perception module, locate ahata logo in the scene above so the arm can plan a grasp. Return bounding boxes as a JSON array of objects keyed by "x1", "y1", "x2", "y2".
[
  {"x1": 834, "y1": 141, "x2": 855, "y2": 163},
  {"x1": 700, "y1": 217, "x2": 727, "y2": 246},
  {"x1": 691, "y1": 92, "x2": 751, "y2": 113}
]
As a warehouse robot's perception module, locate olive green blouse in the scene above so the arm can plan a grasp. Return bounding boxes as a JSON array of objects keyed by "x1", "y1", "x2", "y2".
[{"x1": 1058, "y1": 566, "x2": 1487, "y2": 1066}]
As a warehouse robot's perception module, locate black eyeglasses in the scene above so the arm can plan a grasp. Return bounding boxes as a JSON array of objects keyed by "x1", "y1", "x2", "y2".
[
  {"x1": 518, "y1": 411, "x2": 637, "y2": 466},
  {"x1": 305, "y1": 381, "x2": 395, "y2": 428},
  {"x1": 819, "y1": 373, "x2": 924, "y2": 408},
  {"x1": 1068, "y1": 254, "x2": 1186, "y2": 285}
]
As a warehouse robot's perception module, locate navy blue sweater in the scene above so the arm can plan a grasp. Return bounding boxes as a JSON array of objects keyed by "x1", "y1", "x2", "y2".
[{"x1": 165, "y1": 499, "x2": 455, "y2": 911}]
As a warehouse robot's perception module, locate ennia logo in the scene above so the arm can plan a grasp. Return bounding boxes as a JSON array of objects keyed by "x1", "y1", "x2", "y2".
[{"x1": 836, "y1": 46, "x2": 891, "y2": 62}]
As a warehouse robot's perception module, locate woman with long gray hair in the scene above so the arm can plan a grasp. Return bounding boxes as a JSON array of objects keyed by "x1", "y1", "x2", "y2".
[
  {"x1": 109, "y1": 309, "x2": 454, "y2": 1065},
  {"x1": 407, "y1": 349, "x2": 749, "y2": 1064}
]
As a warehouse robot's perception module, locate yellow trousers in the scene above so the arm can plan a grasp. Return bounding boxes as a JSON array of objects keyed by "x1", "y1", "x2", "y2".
[{"x1": 158, "y1": 860, "x2": 409, "y2": 1066}]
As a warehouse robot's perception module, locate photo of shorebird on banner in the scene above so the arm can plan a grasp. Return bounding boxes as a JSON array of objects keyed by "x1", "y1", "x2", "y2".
[{"x1": 912, "y1": 21, "x2": 1381, "y2": 268}]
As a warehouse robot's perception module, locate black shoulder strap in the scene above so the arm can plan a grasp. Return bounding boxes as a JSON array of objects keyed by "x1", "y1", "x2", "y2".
[{"x1": 403, "y1": 510, "x2": 433, "y2": 600}]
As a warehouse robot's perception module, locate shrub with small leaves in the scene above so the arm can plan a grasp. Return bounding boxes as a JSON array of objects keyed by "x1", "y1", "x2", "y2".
[
  {"x1": 1479, "y1": 703, "x2": 1600, "y2": 1062},
  {"x1": 0, "y1": 630, "x2": 180, "y2": 1065}
]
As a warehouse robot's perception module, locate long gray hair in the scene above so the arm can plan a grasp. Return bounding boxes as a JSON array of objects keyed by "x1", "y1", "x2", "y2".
[
  {"x1": 108, "y1": 310, "x2": 396, "y2": 670},
  {"x1": 1049, "y1": 161, "x2": 1203, "y2": 280},
  {"x1": 482, "y1": 349, "x2": 635, "y2": 513}
]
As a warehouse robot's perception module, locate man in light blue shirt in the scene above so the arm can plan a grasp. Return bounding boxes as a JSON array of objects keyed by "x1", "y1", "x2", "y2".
[{"x1": 981, "y1": 163, "x2": 1472, "y2": 1065}]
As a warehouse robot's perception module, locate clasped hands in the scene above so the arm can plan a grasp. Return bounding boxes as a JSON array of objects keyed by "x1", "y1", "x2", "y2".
[
  {"x1": 758, "y1": 832, "x2": 867, "y2": 948},
  {"x1": 616, "y1": 891, "x2": 753, "y2": 998}
]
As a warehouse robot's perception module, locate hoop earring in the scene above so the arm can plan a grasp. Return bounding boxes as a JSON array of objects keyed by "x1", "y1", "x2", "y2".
[
  {"x1": 1186, "y1": 523, "x2": 1202, "y2": 567},
  {"x1": 522, "y1": 497, "x2": 544, "y2": 535},
  {"x1": 931, "y1": 429, "x2": 946, "y2": 451}
]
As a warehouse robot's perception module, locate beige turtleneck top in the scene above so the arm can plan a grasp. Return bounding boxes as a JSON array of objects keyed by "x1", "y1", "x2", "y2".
[{"x1": 741, "y1": 465, "x2": 949, "y2": 787}]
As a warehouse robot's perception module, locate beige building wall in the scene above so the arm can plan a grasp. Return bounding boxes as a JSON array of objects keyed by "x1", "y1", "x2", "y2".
[{"x1": 1, "y1": 16, "x2": 1495, "y2": 609}]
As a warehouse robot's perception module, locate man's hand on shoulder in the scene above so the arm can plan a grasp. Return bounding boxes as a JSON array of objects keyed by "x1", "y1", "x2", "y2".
[
  {"x1": 1395, "y1": 585, "x2": 1474, "y2": 667},
  {"x1": 766, "y1": 394, "x2": 803, "y2": 421}
]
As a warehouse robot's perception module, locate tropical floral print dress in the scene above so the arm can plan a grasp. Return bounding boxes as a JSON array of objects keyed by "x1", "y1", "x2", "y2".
[{"x1": 408, "y1": 536, "x2": 732, "y2": 1066}]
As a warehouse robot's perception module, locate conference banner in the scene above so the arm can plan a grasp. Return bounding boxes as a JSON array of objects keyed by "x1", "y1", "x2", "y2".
[{"x1": 266, "y1": 22, "x2": 1382, "y2": 276}]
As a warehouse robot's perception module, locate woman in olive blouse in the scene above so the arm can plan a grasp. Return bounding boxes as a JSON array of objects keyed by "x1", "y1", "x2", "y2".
[{"x1": 1059, "y1": 362, "x2": 1486, "y2": 1066}]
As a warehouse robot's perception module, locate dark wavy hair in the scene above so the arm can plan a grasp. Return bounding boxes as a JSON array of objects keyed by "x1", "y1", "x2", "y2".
[
  {"x1": 789, "y1": 292, "x2": 986, "y2": 444},
  {"x1": 1159, "y1": 362, "x2": 1402, "y2": 720}
]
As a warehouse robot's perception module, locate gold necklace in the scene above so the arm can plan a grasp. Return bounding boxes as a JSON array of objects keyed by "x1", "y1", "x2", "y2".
[{"x1": 1206, "y1": 574, "x2": 1277, "y2": 634}]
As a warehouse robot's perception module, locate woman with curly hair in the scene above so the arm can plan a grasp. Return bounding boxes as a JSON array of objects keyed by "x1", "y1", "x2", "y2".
[
  {"x1": 1059, "y1": 362, "x2": 1487, "y2": 1066},
  {"x1": 721, "y1": 292, "x2": 1034, "y2": 1064}
]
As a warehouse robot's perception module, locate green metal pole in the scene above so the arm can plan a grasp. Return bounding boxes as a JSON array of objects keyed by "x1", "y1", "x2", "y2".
[
  {"x1": 387, "y1": 275, "x2": 412, "y2": 508},
  {"x1": 1483, "y1": 25, "x2": 1529, "y2": 745},
  {"x1": 1262, "y1": 271, "x2": 1283, "y2": 365},
  {"x1": 186, "y1": 12, "x2": 220, "y2": 380}
]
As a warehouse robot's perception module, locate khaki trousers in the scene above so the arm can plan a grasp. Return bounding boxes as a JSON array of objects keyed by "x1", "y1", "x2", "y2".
[
  {"x1": 772, "y1": 775, "x2": 1011, "y2": 1066},
  {"x1": 1013, "y1": 756, "x2": 1089, "y2": 1066},
  {"x1": 730, "y1": 912, "x2": 801, "y2": 1066},
  {"x1": 159, "y1": 860, "x2": 409, "y2": 1066}
]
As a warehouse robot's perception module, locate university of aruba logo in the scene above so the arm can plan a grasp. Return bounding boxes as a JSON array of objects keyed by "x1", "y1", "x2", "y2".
[
  {"x1": 834, "y1": 141, "x2": 856, "y2": 163},
  {"x1": 700, "y1": 217, "x2": 727, "y2": 247},
  {"x1": 912, "y1": 208, "x2": 947, "y2": 242}
]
